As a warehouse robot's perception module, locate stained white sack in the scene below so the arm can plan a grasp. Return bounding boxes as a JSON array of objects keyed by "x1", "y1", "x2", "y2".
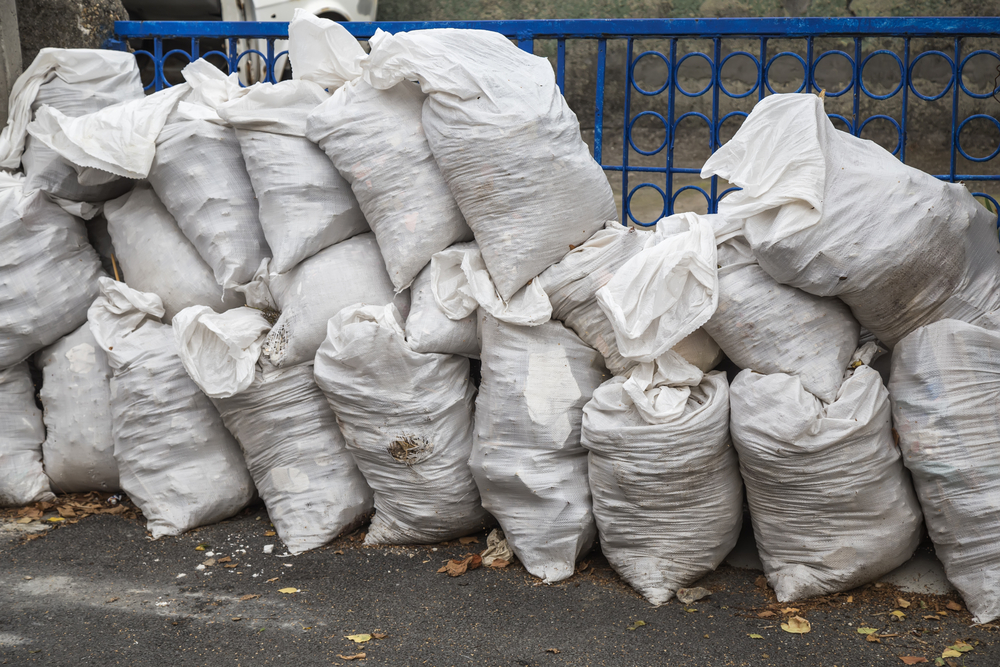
[
  {"x1": 890, "y1": 319, "x2": 1000, "y2": 624},
  {"x1": 702, "y1": 93, "x2": 1000, "y2": 348},
  {"x1": 217, "y1": 79, "x2": 369, "y2": 273},
  {"x1": 364, "y1": 28, "x2": 617, "y2": 301},
  {"x1": 0, "y1": 362, "x2": 54, "y2": 507},
  {"x1": 173, "y1": 306, "x2": 374, "y2": 555},
  {"x1": 406, "y1": 250, "x2": 480, "y2": 358},
  {"x1": 37, "y1": 324, "x2": 119, "y2": 493},
  {"x1": 538, "y1": 221, "x2": 722, "y2": 375},
  {"x1": 243, "y1": 233, "x2": 402, "y2": 368},
  {"x1": 148, "y1": 61, "x2": 270, "y2": 289},
  {"x1": 88, "y1": 278, "x2": 255, "y2": 538},
  {"x1": 296, "y1": 13, "x2": 471, "y2": 291},
  {"x1": 314, "y1": 303, "x2": 490, "y2": 545},
  {"x1": 730, "y1": 345, "x2": 923, "y2": 601},
  {"x1": 703, "y1": 230, "x2": 859, "y2": 403},
  {"x1": 104, "y1": 183, "x2": 244, "y2": 322},
  {"x1": 0, "y1": 171, "x2": 105, "y2": 368},
  {"x1": 472, "y1": 313, "x2": 608, "y2": 582},
  {"x1": 582, "y1": 353, "x2": 741, "y2": 605}
]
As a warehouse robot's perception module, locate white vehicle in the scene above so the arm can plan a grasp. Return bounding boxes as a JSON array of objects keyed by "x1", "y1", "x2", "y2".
[
  {"x1": 123, "y1": 0, "x2": 376, "y2": 22},
  {"x1": 253, "y1": 0, "x2": 377, "y2": 23}
]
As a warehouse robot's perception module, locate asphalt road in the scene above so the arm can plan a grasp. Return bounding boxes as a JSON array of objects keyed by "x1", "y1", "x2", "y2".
[{"x1": 1, "y1": 505, "x2": 996, "y2": 667}]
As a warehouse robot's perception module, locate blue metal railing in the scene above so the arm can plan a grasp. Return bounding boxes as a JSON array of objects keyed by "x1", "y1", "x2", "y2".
[{"x1": 108, "y1": 17, "x2": 1000, "y2": 226}]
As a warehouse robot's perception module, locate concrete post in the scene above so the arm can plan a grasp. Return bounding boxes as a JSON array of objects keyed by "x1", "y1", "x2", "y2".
[{"x1": 0, "y1": 0, "x2": 21, "y2": 129}]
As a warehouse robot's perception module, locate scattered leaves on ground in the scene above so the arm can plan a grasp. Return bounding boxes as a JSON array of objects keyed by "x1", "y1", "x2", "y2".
[
  {"x1": 545, "y1": 648, "x2": 560, "y2": 654},
  {"x1": 278, "y1": 587, "x2": 299, "y2": 594},
  {"x1": 867, "y1": 635, "x2": 881, "y2": 643},
  {"x1": 265, "y1": 531, "x2": 276, "y2": 537},
  {"x1": 898, "y1": 657, "x2": 928, "y2": 665},
  {"x1": 857, "y1": 627, "x2": 878, "y2": 635},
  {"x1": 748, "y1": 634, "x2": 763, "y2": 639},
  {"x1": 946, "y1": 601, "x2": 963, "y2": 611},
  {"x1": 627, "y1": 621, "x2": 646, "y2": 631},
  {"x1": 780, "y1": 616, "x2": 811, "y2": 634},
  {"x1": 891, "y1": 611, "x2": 906, "y2": 620},
  {"x1": 265, "y1": 577, "x2": 279, "y2": 583},
  {"x1": 437, "y1": 553, "x2": 482, "y2": 577},
  {"x1": 941, "y1": 650, "x2": 961, "y2": 658},
  {"x1": 490, "y1": 558, "x2": 510, "y2": 569},
  {"x1": 239, "y1": 594, "x2": 259, "y2": 601},
  {"x1": 345, "y1": 634, "x2": 371, "y2": 643},
  {"x1": 202, "y1": 559, "x2": 216, "y2": 567},
  {"x1": 923, "y1": 615, "x2": 941, "y2": 621},
  {"x1": 371, "y1": 632, "x2": 387, "y2": 640},
  {"x1": 218, "y1": 556, "x2": 231, "y2": 563},
  {"x1": 935, "y1": 658, "x2": 946, "y2": 666},
  {"x1": 459, "y1": 536, "x2": 479, "y2": 545},
  {"x1": 223, "y1": 564, "x2": 237, "y2": 569},
  {"x1": 754, "y1": 575, "x2": 769, "y2": 590},
  {"x1": 757, "y1": 611, "x2": 776, "y2": 618},
  {"x1": 897, "y1": 598, "x2": 911, "y2": 609},
  {"x1": 780, "y1": 607, "x2": 800, "y2": 615},
  {"x1": 337, "y1": 653, "x2": 365, "y2": 661},
  {"x1": 946, "y1": 642, "x2": 973, "y2": 653},
  {"x1": 195, "y1": 544, "x2": 208, "y2": 551}
]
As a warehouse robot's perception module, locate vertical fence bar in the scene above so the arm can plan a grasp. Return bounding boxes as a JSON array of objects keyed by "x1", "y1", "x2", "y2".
[
  {"x1": 758, "y1": 37, "x2": 767, "y2": 101},
  {"x1": 191, "y1": 37, "x2": 199, "y2": 60},
  {"x1": 517, "y1": 33, "x2": 534, "y2": 54},
  {"x1": 806, "y1": 36, "x2": 813, "y2": 93},
  {"x1": 154, "y1": 37, "x2": 164, "y2": 91},
  {"x1": 229, "y1": 37, "x2": 238, "y2": 76},
  {"x1": 853, "y1": 37, "x2": 861, "y2": 135},
  {"x1": 556, "y1": 38, "x2": 566, "y2": 94},
  {"x1": 266, "y1": 38, "x2": 276, "y2": 83},
  {"x1": 621, "y1": 37, "x2": 634, "y2": 226},
  {"x1": 950, "y1": 36, "x2": 960, "y2": 182},
  {"x1": 594, "y1": 38, "x2": 607, "y2": 166},
  {"x1": 710, "y1": 37, "x2": 721, "y2": 213},
  {"x1": 901, "y1": 37, "x2": 910, "y2": 164},
  {"x1": 666, "y1": 38, "x2": 678, "y2": 215}
]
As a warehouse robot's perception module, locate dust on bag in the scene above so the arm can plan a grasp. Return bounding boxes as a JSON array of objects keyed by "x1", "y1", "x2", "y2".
[
  {"x1": 104, "y1": 183, "x2": 244, "y2": 323},
  {"x1": 472, "y1": 313, "x2": 609, "y2": 583},
  {"x1": 582, "y1": 352, "x2": 741, "y2": 605},
  {"x1": 0, "y1": 171, "x2": 105, "y2": 368},
  {"x1": 0, "y1": 362, "x2": 54, "y2": 507},
  {"x1": 702, "y1": 93, "x2": 1000, "y2": 348},
  {"x1": 730, "y1": 344, "x2": 923, "y2": 601},
  {"x1": 313, "y1": 303, "x2": 490, "y2": 545},
  {"x1": 538, "y1": 221, "x2": 722, "y2": 375},
  {"x1": 87, "y1": 278, "x2": 255, "y2": 538},
  {"x1": 363, "y1": 28, "x2": 617, "y2": 301},
  {"x1": 296, "y1": 13, "x2": 472, "y2": 291},
  {"x1": 405, "y1": 244, "x2": 480, "y2": 358},
  {"x1": 217, "y1": 79, "x2": 369, "y2": 273},
  {"x1": 703, "y1": 228, "x2": 860, "y2": 403},
  {"x1": 890, "y1": 319, "x2": 1000, "y2": 624},
  {"x1": 173, "y1": 305, "x2": 375, "y2": 555},
  {"x1": 36, "y1": 324, "x2": 119, "y2": 494}
]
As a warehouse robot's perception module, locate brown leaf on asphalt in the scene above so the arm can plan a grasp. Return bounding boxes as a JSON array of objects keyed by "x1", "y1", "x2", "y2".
[
  {"x1": 459, "y1": 536, "x2": 479, "y2": 545},
  {"x1": 223, "y1": 564, "x2": 237, "y2": 569},
  {"x1": 218, "y1": 556, "x2": 232, "y2": 563},
  {"x1": 265, "y1": 577, "x2": 279, "y2": 583},
  {"x1": 897, "y1": 598, "x2": 911, "y2": 609},
  {"x1": 757, "y1": 611, "x2": 776, "y2": 618},
  {"x1": 898, "y1": 657, "x2": 928, "y2": 665},
  {"x1": 847, "y1": 596, "x2": 854, "y2": 603},
  {"x1": 490, "y1": 558, "x2": 510, "y2": 569},
  {"x1": 437, "y1": 553, "x2": 482, "y2": 577},
  {"x1": 891, "y1": 610, "x2": 906, "y2": 620},
  {"x1": 780, "y1": 616, "x2": 810, "y2": 634},
  {"x1": 371, "y1": 632, "x2": 387, "y2": 640},
  {"x1": 780, "y1": 607, "x2": 800, "y2": 615},
  {"x1": 755, "y1": 575, "x2": 769, "y2": 590},
  {"x1": 334, "y1": 550, "x2": 344, "y2": 555},
  {"x1": 105, "y1": 597, "x2": 118, "y2": 604},
  {"x1": 941, "y1": 650, "x2": 962, "y2": 658},
  {"x1": 202, "y1": 559, "x2": 216, "y2": 567},
  {"x1": 923, "y1": 615, "x2": 941, "y2": 621},
  {"x1": 867, "y1": 635, "x2": 881, "y2": 643},
  {"x1": 337, "y1": 653, "x2": 366, "y2": 661},
  {"x1": 239, "y1": 594, "x2": 259, "y2": 601},
  {"x1": 945, "y1": 601, "x2": 963, "y2": 611},
  {"x1": 231, "y1": 617, "x2": 241, "y2": 622},
  {"x1": 265, "y1": 531, "x2": 276, "y2": 537},
  {"x1": 545, "y1": 648, "x2": 560, "y2": 654},
  {"x1": 576, "y1": 560, "x2": 591, "y2": 573}
]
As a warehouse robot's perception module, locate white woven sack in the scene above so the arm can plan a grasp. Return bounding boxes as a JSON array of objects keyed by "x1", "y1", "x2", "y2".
[
  {"x1": 314, "y1": 303, "x2": 490, "y2": 545},
  {"x1": 0, "y1": 171, "x2": 105, "y2": 368},
  {"x1": 88, "y1": 278, "x2": 255, "y2": 538},
  {"x1": 472, "y1": 313, "x2": 609, "y2": 582},
  {"x1": 104, "y1": 183, "x2": 244, "y2": 323},
  {"x1": 582, "y1": 353, "x2": 741, "y2": 605},
  {"x1": 36, "y1": 324, "x2": 119, "y2": 494},
  {"x1": 702, "y1": 93, "x2": 1000, "y2": 348},
  {"x1": 406, "y1": 253, "x2": 479, "y2": 358},
  {"x1": 703, "y1": 231, "x2": 859, "y2": 403},
  {"x1": 244, "y1": 233, "x2": 401, "y2": 368},
  {"x1": 0, "y1": 362, "x2": 53, "y2": 507},
  {"x1": 364, "y1": 29, "x2": 617, "y2": 301},
  {"x1": 218, "y1": 79, "x2": 369, "y2": 273},
  {"x1": 730, "y1": 345, "x2": 923, "y2": 601},
  {"x1": 890, "y1": 319, "x2": 1000, "y2": 624}
]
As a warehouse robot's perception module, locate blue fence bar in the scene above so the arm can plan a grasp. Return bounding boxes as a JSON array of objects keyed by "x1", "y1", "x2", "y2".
[{"x1": 108, "y1": 17, "x2": 1000, "y2": 225}]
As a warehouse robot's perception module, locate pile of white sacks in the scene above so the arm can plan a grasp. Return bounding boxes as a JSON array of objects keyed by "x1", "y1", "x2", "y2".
[{"x1": 3, "y1": 11, "x2": 1000, "y2": 623}]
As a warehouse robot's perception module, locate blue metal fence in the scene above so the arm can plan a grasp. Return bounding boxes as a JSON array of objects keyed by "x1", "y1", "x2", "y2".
[{"x1": 107, "y1": 17, "x2": 1000, "y2": 226}]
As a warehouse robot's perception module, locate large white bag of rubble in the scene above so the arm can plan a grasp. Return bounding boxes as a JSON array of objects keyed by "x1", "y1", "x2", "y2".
[
  {"x1": 0, "y1": 171, "x2": 105, "y2": 368},
  {"x1": 702, "y1": 93, "x2": 1000, "y2": 348},
  {"x1": 36, "y1": 324, "x2": 119, "y2": 493},
  {"x1": 217, "y1": 79, "x2": 369, "y2": 273},
  {"x1": 703, "y1": 230, "x2": 859, "y2": 403},
  {"x1": 147, "y1": 60, "x2": 270, "y2": 289},
  {"x1": 890, "y1": 319, "x2": 1000, "y2": 624},
  {"x1": 88, "y1": 278, "x2": 255, "y2": 538},
  {"x1": 405, "y1": 246, "x2": 480, "y2": 358},
  {"x1": 104, "y1": 184, "x2": 244, "y2": 322},
  {"x1": 295, "y1": 13, "x2": 471, "y2": 291},
  {"x1": 730, "y1": 344, "x2": 923, "y2": 601},
  {"x1": 472, "y1": 313, "x2": 609, "y2": 582},
  {"x1": 313, "y1": 303, "x2": 490, "y2": 544},
  {"x1": 243, "y1": 233, "x2": 402, "y2": 368},
  {"x1": 173, "y1": 306, "x2": 374, "y2": 554},
  {"x1": 538, "y1": 221, "x2": 722, "y2": 375},
  {"x1": 0, "y1": 48, "x2": 143, "y2": 202},
  {"x1": 364, "y1": 28, "x2": 618, "y2": 301},
  {"x1": 595, "y1": 212, "x2": 719, "y2": 364},
  {"x1": 582, "y1": 352, "x2": 741, "y2": 605},
  {"x1": 0, "y1": 362, "x2": 54, "y2": 507}
]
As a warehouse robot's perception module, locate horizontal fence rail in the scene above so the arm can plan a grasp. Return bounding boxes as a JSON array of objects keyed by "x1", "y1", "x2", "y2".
[{"x1": 109, "y1": 18, "x2": 1000, "y2": 226}]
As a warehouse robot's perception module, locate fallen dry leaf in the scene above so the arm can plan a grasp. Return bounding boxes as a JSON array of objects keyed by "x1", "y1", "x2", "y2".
[
  {"x1": 371, "y1": 632, "x2": 387, "y2": 640},
  {"x1": 231, "y1": 617, "x2": 241, "y2": 622},
  {"x1": 757, "y1": 611, "x2": 776, "y2": 618},
  {"x1": 755, "y1": 575, "x2": 769, "y2": 590},
  {"x1": 867, "y1": 635, "x2": 881, "y2": 643},
  {"x1": 265, "y1": 577, "x2": 279, "y2": 583},
  {"x1": 780, "y1": 607, "x2": 800, "y2": 615},
  {"x1": 278, "y1": 587, "x2": 299, "y2": 594},
  {"x1": 923, "y1": 615, "x2": 941, "y2": 621},
  {"x1": 891, "y1": 610, "x2": 906, "y2": 620},
  {"x1": 748, "y1": 634, "x2": 763, "y2": 639},
  {"x1": 195, "y1": 544, "x2": 208, "y2": 551},
  {"x1": 265, "y1": 531, "x2": 276, "y2": 537},
  {"x1": 202, "y1": 559, "x2": 216, "y2": 567},
  {"x1": 897, "y1": 598, "x2": 911, "y2": 609},
  {"x1": 780, "y1": 616, "x2": 811, "y2": 634},
  {"x1": 627, "y1": 620, "x2": 645, "y2": 631},
  {"x1": 545, "y1": 648, "x2": 560, "y2": 654},
  {"x1": 105, "y1": 597, "x2": 118, "y2": 604},
  {"x1": 898, "y1": 657, "x2": 928, "y2": 665},
  {"x1": 345, "y1": 634, "x2": 372, "y2": 643},
  {"x1": 16, "y1": 517, "x2": 32, "y2": 524},
  {"x1": 857, "y1": 627, "x2": 878, "y2": 635},
  {"x1": 218, "y1": 556, "x2": 232, "y2": 563},
  {"x1": 239, "y1": 594, "x2": 259, "y2": 601},
  {"x1": 47, "y1": 517, "x2": 65, "y2": 523},
  {"x1": 490, "y1": 558, "x2": 510, "y2": 569},
  {"x1": 576, "y1": 560, "x2": 591, "y2": 573},
  {"x1": 847, "y1": 596, "x2": 854, "y2": 603},
  {"x1": 946, "y1": 601, "x2": 963, "y2": 611},
  {"x1": 936, "y1": 611, "x2": 948, "y2": 616},
  {"x1": 941, "y1": 650, "x2": 961, "y2": 659},
  {"x1": 337, "y1": 653, "x2": 365, "y2": 661},
  {"x1": 947, "y1": 642, "x2": 973, "y2": 653},
  {"x1": 459, "y1": 536, "x2": 479, "y2": 545},
  {"x1": 676, "y1": 587, "x2": 711, "y2": 605},
  {"x1": 334, "y1": 550, "x2": 344, "y2": 555},
  {"x1": 223, "y1": 564, "x2": 237, "y2": 569},
  {"x1": 437, "y1": 553, "x2": 482, "y2": 577}
]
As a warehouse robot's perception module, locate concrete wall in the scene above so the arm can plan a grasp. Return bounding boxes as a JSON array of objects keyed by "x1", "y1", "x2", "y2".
[
  {"x1": 0, "y1": 0, "x2": 20, "y2": 128},
  {"x1": 16, "y1": 0, "x2": 128, "y2": 67}
]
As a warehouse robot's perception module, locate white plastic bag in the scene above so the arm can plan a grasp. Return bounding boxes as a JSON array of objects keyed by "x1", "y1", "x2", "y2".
[
  {"x1": 364, "y1": 28, "x2": 617, "y2": 301},
  {"x1": 890, "y1": 319, "x2": 1000, "y2": 624},
  {"x1": 730, "y1": 346, "x2": 923, "y2": 601},
  {"x1": 703, "y1": 231, "x2": 860, "y2": 403},
  {"x1": 296, "y1": 13, "x2": 471, "y2": 291},
  {"x1": 405, "y1": 253, "x2": 479, "y2": 358},
  {"x1": 314, "y1": 303, "x2": 490, "y2": 544},
  {"x1": 87, "y1": 278, "x2": 255, "y2": 538},
  {"x1": 218, "y1": 79, "x2": 369, "y2": 273},
  {"x1": 471, "y1": 313, "x2": 609, "y2": 582},
  {"x1": 0, "y1": 362, "x2": 53, "y2": 507},
  {"x1": 582, "y1": 353, "x2": 741, "y2": 604},
  {"x1": 702, "y1": 93, "x2": 1000, "y2": 348},
  {"x1": 0, "y1": 171, "x2": 105, "y2": 368},
  {"x1": 104, "y1": 183, "x2": 245, "y2": 322},
  {"x1": 36, "y1": 324, "x2": 119, "y2": 494}
]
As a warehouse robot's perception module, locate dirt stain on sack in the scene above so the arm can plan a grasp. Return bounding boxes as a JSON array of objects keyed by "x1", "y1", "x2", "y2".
[{"x1": 387, "y1": 435, "x2": 433, "y2": 465}]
